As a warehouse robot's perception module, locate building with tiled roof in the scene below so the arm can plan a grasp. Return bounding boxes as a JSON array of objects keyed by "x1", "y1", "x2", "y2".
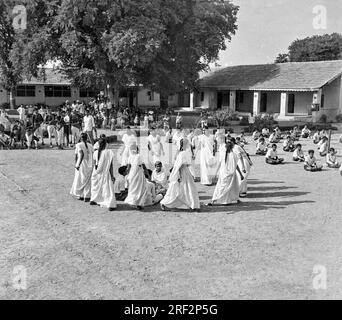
[{"x1": 193, "y1": 60, "x2": 342, "y2": 121}]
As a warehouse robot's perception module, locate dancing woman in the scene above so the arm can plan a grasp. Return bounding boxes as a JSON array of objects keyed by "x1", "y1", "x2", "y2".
[
  {"x1": 90, "y1": 137, "x2": 117, "y2": 211},
  {"x1": 230, "y1": 137, "x2": 253, "y2": 198},
  {"x1": 125, "y1": 144, "x2": 153, "y2": 210},
  {"x1": 120, "y1": 127, "x2": 138, "y2": 166},
  {"x1": 208, "y1": 140, "x2": 241, "y2": 206},
  {"x1": 198, "y1": 126, "x2": 216, "y2": 186},
  {"x1": 70, "y1": 133, "x2": 94, "y2": 201},
  {"x1": 160, "y1": 139, "x2": 200, "y2": 212}
]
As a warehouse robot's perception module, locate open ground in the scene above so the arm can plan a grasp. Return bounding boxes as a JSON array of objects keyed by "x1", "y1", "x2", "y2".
[{"x1": 0, "y1": 132, "x2": 342, "y2": 299}]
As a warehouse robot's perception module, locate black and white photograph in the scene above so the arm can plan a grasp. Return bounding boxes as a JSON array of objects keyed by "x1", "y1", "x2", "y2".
[{"x1": 1, "y1": 0, "x2": 342, "y2": 304}]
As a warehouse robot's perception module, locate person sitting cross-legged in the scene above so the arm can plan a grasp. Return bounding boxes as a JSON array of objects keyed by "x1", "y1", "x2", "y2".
[
  {"x1": 304, "y1": 150, "x2": 323, "y2": 172},
  {"x1": 256, "y1": 137, "x2": 267, "y2": 156},
  {"x1": 293, "y1": 144, "x2": 305, "y2": 162},
  {"x1": 265, "y1": 144, "x2": 284, "y2": 165},
  {"x1": 326, "y1": 148, "x2": 341, "y2": 169}
]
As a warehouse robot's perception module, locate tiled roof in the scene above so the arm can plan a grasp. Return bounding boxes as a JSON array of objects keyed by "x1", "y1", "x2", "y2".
[{"x1": 198, "y1": 60, "x2": 342, "y2": 91}]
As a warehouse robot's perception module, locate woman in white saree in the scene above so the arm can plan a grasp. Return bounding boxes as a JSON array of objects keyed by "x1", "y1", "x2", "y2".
[
  {"x1": 160, "y1": 139, "x2": 200, "y2": 211},
  {"x1": 125, "y1": 144, "x2": 153, "y2": 210},
  {"x1": 209, "y1": 140, "x2": 241, "y2": 206},
  {"x1": 198, "y1": 127, "x2": 216, "y2": 185},
  {"x1": 230, "y1": 137, "x2": 253, "y2": 198},
  {"x1": 70, "y1": 133, "x2": 94, "y2": 201},
  {"x1": 120, "y1": 127, "x2": 138, "y2": 166},
  {"x1": 90, "y1": 137, "x2": 117, "y2": 211}
]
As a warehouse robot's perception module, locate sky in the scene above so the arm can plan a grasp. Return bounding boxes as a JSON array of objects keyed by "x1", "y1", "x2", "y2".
[{"x1": 217, "y1": 0, "x2": 342, "y2": 67}]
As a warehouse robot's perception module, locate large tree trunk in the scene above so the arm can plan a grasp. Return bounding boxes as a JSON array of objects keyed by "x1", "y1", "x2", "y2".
[
  {"x1": 9, "y1": 87, "x2": 16, "y2": 109},
  {"x1": 160, "y1": 93, "x2": 169, "y2": 110}
]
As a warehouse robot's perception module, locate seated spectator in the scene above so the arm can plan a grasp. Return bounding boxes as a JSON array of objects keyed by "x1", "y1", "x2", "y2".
[
  {"x1": 266, "y1": 144, "x2": 284, "y2": 165},
  {"x1": 304, "y1": 150, "x2": 323, "y2": 172},
  {"x1": 256, "y1": 137, "x2": 267, "y2": 155},
  {"x1": 283, "y1": 136, "x2": 295, "y2": 152},
  {"x1": 326, "y1": 148, "x2": 341, "y2": 169},
  {"x1": 293, "y1": 144, "x2": 305, "y2": 162}
]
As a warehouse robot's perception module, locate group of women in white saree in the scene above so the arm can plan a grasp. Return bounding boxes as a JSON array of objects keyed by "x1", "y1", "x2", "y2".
[{"x1": 70, "y1": 125, "x2": 253, "y2": 212}]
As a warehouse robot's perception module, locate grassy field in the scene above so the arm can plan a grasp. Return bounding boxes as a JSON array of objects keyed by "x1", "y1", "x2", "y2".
[{"x1": 0, "y1": 132, "x2": 342, "y2": 299}]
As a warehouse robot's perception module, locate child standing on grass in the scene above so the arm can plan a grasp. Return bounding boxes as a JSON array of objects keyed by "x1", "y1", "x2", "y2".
[
  {"x1": 326, "y1": 148, "x2": 341, "y2": 168},
  {"x1": 293, "y1": 144, "x2": 305, "y2": 162},
  {"x1": 265, "y1": 144, "x2": 284, "y2": 165},
  {"x1": 304, "y1": 150, "x2": 323, "y2": 172}
]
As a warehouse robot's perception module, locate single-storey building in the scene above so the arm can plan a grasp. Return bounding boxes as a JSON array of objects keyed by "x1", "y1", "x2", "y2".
[
  {"x1": 192, "y1": 60, "x2": 342, "y2": 122},
  {"x1": 0, "y1": 68, "x2": 191, "y2": 109}
]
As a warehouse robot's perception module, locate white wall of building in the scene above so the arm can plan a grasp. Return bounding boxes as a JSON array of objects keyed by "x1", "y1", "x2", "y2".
[
  {"x1": 321, "y1": 76, "x2": 342, "y2": 120},
  {"x1": 137, "y1": 88, "x2": 160, "y2": 107}
]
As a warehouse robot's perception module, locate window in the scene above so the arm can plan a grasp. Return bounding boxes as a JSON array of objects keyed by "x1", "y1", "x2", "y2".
[
  {"x1": 80, "y1": 88, "x2": 98, "y2": 98},
  {"x1": 239, "y1": 92, "x2": 244, "y2": 104},
  {"x1": 147, "y1": 91, "x2": 155, "y2": 101},
  {"x1": 321, "y1": 94, "x2": 325, "y2": 109},
  {"x1": 44, "y1": 85, "x2": 71, "y2": 98},
  {"x1": 16, "y1": 85, "x2": 35, "y2": 97},
  {"x1": 260, "y1": 93, "x2": 267, "y2": 112},
  {"x1": 200, "y1": 92, "x2": 205, "y2": 102},
  {"x1": 288, "y1": 93, "x2": 295, "y2": 113}
]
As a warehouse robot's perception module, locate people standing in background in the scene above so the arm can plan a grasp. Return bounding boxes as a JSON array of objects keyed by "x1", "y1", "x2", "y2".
[{"x1": 83, "y1": 109, "x2": 97, "y2": 145}]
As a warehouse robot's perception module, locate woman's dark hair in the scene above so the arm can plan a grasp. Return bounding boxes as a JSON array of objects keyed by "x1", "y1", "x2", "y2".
[
  {"x1": 229, "y1": 137, "x2": 236, "y2": 145},
  {"x1": 98, "y1": 137, "x2": 108, "y2": 163},
  {"x1": 118, "y1": 166, "x2": 128, "y2": 176},
  {"x1": 180, "y1": 139, "x2": 184, "y2": 152},
  {"x1": 81, "y1": 133, "x2": 88, "y2": 149},
  {"x1": 225, "y1": 141, "x2": 234, "y2": 163}
]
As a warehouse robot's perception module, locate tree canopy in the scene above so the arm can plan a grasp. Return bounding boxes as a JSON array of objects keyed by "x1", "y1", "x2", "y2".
[
  {"x1": 0, "y1": 0, "x2": 55, "y2": 107},
  {"x1": 275, "y1": 33, "x2": 342, "y2": 63},
  {"x1": 1, "y1": 0, "x2": 239, "y2": 108},
  {"x1": 48, "y1": 0, "x2": 239, "y2": 106}
]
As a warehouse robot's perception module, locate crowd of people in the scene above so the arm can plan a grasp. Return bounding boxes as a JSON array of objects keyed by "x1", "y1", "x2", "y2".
[
  {"x1": 0, "y1": 98, "x2": 168, "y2": 150},
  {"x1": 70, "y1": 121, "x2": 342, "y2": 212},
  {"x1": 253, "y1": 125, "x2": 342, "y2": 173}
]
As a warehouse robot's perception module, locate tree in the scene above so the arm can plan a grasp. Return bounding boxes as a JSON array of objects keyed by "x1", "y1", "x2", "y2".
[
  {"x1": 49, "y1": 0, "x2": 167, "y2": 107},
  {"x1": 0, "y1": 0, "x2": 54, "y2": 108},
  {"x1": 275, "y1": 53, "x2": 289, "y2": 63},
  {"x1": 275, "y1": 33, "x2": 342, "y2": 63},
  {"x1": 137, "y1": 0, "x2": 239, "y2": 109},
  {"x1": 47, "y1": 0, "x2": 238, "y2": 108}
]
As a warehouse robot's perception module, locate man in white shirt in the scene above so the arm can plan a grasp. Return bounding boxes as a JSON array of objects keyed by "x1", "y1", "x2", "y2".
[
  {"x1": 17, "y1": 105, "x2": 27, "y2": 125},
  {"x1": 83, "y1": 109, "x2": 97, "y2": 145}
]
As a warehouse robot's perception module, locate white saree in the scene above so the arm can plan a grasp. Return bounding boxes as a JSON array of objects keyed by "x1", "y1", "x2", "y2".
[
  {"x1": 70, "y1": 142, "x2": 94, "y2": 199},
  {"x1": 212, "y1": 151, "x2": 240, "y2": 204},
  {"x1": 90, "y1": 149, "x2": 117, "y2": 209},
  {"x1": 161, "y1": 151, "x2": 200, "y2": 210}
]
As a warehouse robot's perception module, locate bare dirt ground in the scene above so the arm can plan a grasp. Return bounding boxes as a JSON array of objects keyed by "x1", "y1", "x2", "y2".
[{"x1": 0, "y1": 132, "x2": 342, "y2": 300}]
